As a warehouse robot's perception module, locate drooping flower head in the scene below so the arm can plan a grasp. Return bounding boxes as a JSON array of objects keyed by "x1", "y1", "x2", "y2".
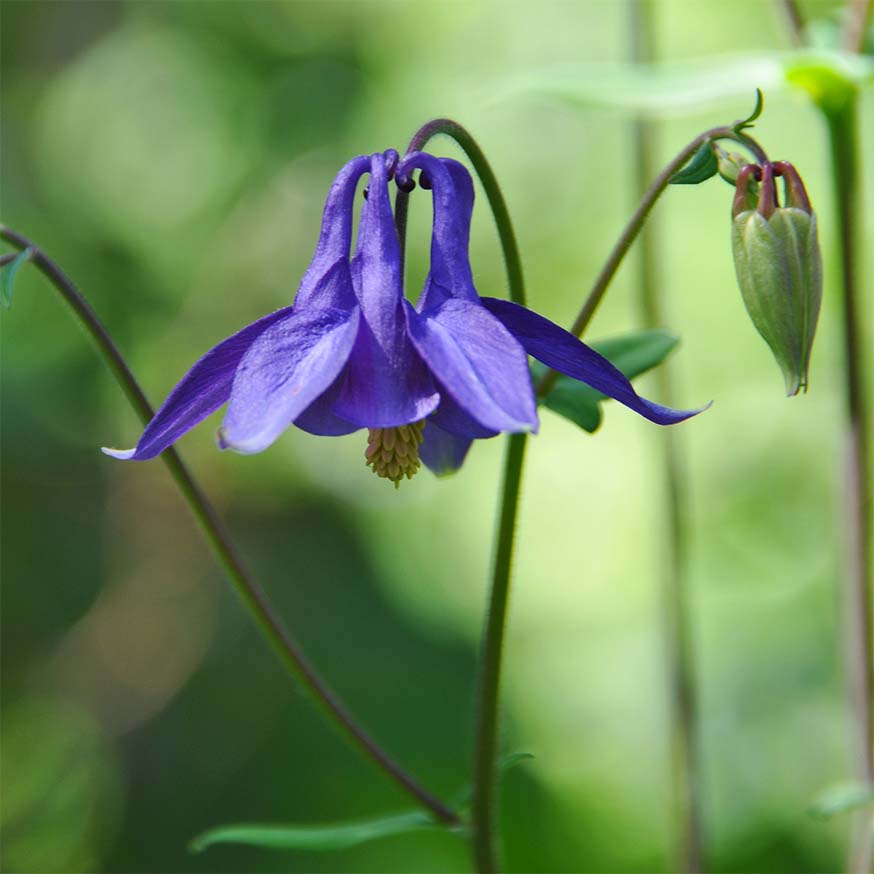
[{"x1": 104, "y1": 149, "x2": 704, "y2": 484}]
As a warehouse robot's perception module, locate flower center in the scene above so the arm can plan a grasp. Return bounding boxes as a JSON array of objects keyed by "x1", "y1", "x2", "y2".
[{"x1": 365, "y1": 421, "x2": 426, "y2": 488}]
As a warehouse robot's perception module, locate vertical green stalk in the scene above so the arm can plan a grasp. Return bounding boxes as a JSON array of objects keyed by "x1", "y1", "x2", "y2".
[
  {"x1": 826, "y1": 100, "x2": 874, "y2": 874},
  {"x1": 396, "y1": 120, "x2": 528, "y2": 871},
  {"x1": 395, "y1": 117, "x2": 768, "y2": 871},
  {"x1": 628, "y1": 2, "x2": 703, "y2": 870},
  {"x1": 472, "y1": 432, "x2": 528, "y2": 872},
  {"x1": 779, "y1": 1, "x2": 873, "y2": 865},
  {"x1": 775, "y1": 0, "x2": 806, "y2": 46}
]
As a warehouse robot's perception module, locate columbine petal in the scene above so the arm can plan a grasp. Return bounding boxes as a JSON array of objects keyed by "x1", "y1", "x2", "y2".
[
  {"x1": 398, "y1": 153, "x2": 478, "y2": 311},
  {"x1": 101, "y1": 306, "x2": 294, "y2": 461},
  {"x1": 220, "y1": 306, "x2": 360, "y2": 454},
  {"x1": 294, "y1": 154, "x2": 371, "y2": 310},
  {"x1": 482, "y1": 298, "x2": 707, "y2": 425},
  {"x1": 333, "y1": 152, "x2": 439, "y2": 427},
  {"x1": 292, "y1": 377, "x2": 359, "y2": 436},
  {"x1": 406, "y1": 298, "x2": 538, "y2": 434},
  {"x1": 428, "y1": 392, "x2": 499, "y2": 439},
  {"x1": 419, "y1": 421, "x2": 474, "y2": 476}
]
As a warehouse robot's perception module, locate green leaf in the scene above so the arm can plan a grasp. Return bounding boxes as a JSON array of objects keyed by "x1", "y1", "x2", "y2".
[
  {"x1": 535, "y1": 370, "x2": 604, "y2": 433},
  {"x1": 734, "y1": 87, "x2": 764, "y2": 130},
  {"x1": 495, "y1": 48, "x2": 871, "y2": 119},
  {"x1": 190, "y1": 810, "x2": 450, "y2": 855},
  {"x1": 593, "y1": 330, "x2": 679, "y2": 376},
  {"x1": 784, "y1": 52, "x2": 872, "y2": 118},
  {"x1": 493, "y1": 52, "x2": 785, "y2": 117},
  {"x1": 0, "y1": 248, "x2": 33, "y2": 309},
  {"x1": 534, "y1": 330, "x2": 679, "y2": 433},
  {"x1": 808, "y1": 783, "x2": 874, "y2": 820},
  {"x1": 670, "y1": 142, "x2": 718, "y2": 185}
]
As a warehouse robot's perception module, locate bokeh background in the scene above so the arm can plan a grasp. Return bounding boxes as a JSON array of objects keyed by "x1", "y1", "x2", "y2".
[{"x1": 2, "y1": 1, "x2": 872, "y2": 871}]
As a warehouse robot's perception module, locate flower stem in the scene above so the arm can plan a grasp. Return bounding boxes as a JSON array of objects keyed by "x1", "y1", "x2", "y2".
[
  {"x1": 472, "y1": 431, "x2": 527, "y2": 872},
  {"x1": 843, "y1": 0, "x2": 872, "y2": 53},
  {"x1": 396, "y1": 119, "x2": 528, "y2": 871},
  {"x1": 0, "y1": 224, "x2": 459, "y2": 827},
  {"x1": 824, "y1": 100, "x2": 874, "y2": 874},
  {"x1": 396, "y1": 118, "x2": 526, "y2": 308},
  {"x1": 628, "y1": 2, "x2": 703, "y2": 870},
  {"x1": 535, "y1": 124, "x2": 768, "y2": 399},
  {"x1": 775, "y1": 0, "x2": 873, "y2": 860},
  {"x1": 397, "y1": 116, "x2": 767, "y2": 870},
  {"x1": 775, "y1": 0, "x2": 806, "y2": 47}
]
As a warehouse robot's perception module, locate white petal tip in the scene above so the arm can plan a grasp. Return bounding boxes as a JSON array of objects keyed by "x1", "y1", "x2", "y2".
[
  {"x1": 215, "y1": 428, "x2": 266, "y2": 455},
  {"x1": 101, "y1": 446, "x2": 137, "y2": 460}
]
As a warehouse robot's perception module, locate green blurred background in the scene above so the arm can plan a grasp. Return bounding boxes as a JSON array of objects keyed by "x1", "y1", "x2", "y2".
[{"x1": 2, "y1": 1, "x2": 872, "y2": 871}]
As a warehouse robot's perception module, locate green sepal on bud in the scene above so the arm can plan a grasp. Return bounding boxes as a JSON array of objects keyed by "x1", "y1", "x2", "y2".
[
  {"x1": 714, "y1": 145, "x2": 754, "y2": 193},
  {"x1": 731, "y1": 161, "x2": 822, "y2": 396}
]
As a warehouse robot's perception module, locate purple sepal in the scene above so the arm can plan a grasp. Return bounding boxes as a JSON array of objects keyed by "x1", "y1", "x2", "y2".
[
  {"x1": 407, "y1": 298, "x2": 538, "y2": 434},
  {"x1": 333, "y1": 153, "x2": 440, "y2": 427},
  {"x1": 482, "y1": 298, "x2": 709, "y2": 425},
  {"x1": 101, "y1": 306, "x2": 294, "y2": 460},
  {"x1": 398, "y1": 153, "x2": 478, "y2": 312},
  {"x1": 419, "y1": 421, "x2": 474, "y2": 476},
  {"x1": 220, "y1": 306, "x2": 360, "y2": 454}
]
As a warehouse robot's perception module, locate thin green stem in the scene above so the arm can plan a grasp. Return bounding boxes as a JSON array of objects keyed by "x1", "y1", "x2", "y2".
[
  {"x1": 395, "y1": 119, "x2": 527, "y2": 872},
  {"x1": 824, "y1": 102, "x2": 874, "y2": 874},
  {"x1": 843, "y1": 0, "x2": 872, "y2": 53},
  {"x1": 775, "y1": 0, "x2": 806, "y2": 47},
  {"x1": 473, "y1": 432, "x2": 527, "y2": 873},
  {"x1": 535, "y1": 124, "x2": 768, "y2": 399},
  {"x1": 395, "y1": 119, "x2": 526, "y2": 307},
  {"x1": 0, "y1": 224, "x2": 459, "y2": 827},
  {"x1": 628, "y1": 3, "x2": 703, "y2": 871},
  {"x1": 396, "y1": 116, "x2": 767, "y2": 871},
  {"x1": 777, "y1": 0, "x2": 874, "y2": 862}
]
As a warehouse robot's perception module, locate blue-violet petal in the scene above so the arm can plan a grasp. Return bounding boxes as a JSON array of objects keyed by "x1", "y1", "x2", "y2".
[
  {"x1": 419, "y1": 421, "x2": 474, "y2": 476},
  {"x1": 102, "y1": 306, "x2": 294, "y2": 461},
  {"x1": 482, "y1": 297, "x2": 708, "y2": 425},
  {"x1": 406, "y1": 298, "x2": 538, "y2": 434},
  {"x1": 220, "y1": 306, "x2": 360, "y2": 453}
]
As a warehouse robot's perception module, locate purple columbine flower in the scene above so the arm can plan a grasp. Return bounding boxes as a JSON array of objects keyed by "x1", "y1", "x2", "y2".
[{"x1": 104, "y1": 149, "x2": 703, "y2": 485}]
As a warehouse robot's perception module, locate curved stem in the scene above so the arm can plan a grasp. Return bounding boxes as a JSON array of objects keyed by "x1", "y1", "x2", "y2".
[
  {"x1": 629, "y1": 4, "x2": 703, "y2": 871},
  {"x1": 0, "y1": 224, "x2": 459, "y2": 826},
  {"x1": 395, "y1": 119, "x2": 526, "y2": 307},
  {"x1": 395, "y1": 119, "x2": 528, "y2": 871},
  {"x1": 535, "y1": 125, "x2": 768, "y2": 399}
]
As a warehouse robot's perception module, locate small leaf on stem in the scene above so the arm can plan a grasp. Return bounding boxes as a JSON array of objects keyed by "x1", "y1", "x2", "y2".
[
  {"x1": 735, "y1": 87, "x2": 764, "y2": 131},
  {"x1": 670, "y1": 142, "x2": 718, "y2": 185}
]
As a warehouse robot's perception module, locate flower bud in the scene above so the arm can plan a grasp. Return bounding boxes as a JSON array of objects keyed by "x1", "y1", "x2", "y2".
[
  {"x1": 731, "y1": 161, "x2": 822, "y2": 396},
  {"x1": 715, "y1": 146, "x2": 751, "y2": 189}
]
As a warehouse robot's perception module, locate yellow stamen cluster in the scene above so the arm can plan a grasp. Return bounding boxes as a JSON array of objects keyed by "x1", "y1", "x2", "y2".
[{"x1": 364, "y1": 421, "x2": 426, "y2": 488}]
